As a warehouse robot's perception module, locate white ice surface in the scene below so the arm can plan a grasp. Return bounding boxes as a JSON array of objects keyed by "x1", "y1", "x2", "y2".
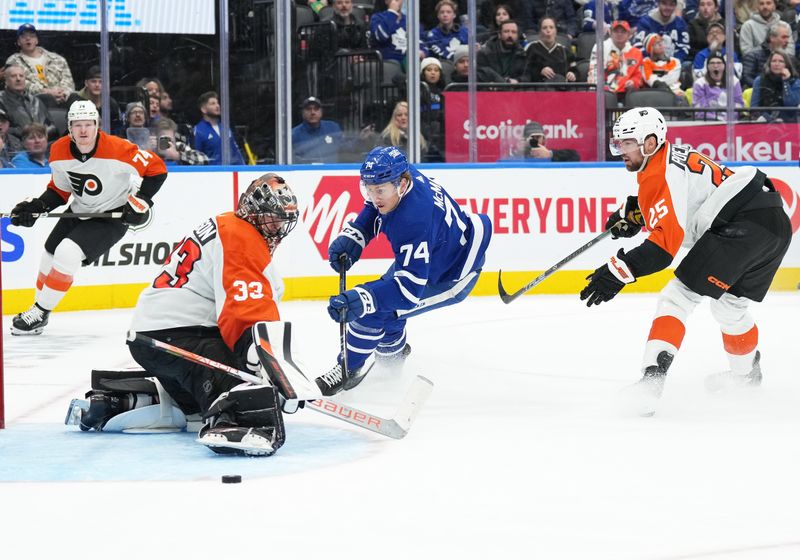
[{"x1": 1, "y1": 293, "x2": 800, "y2": 560}]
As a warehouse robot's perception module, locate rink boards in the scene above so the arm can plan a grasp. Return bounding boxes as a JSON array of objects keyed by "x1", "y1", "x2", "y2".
[{"x1": 1, "y1": 163, "x2": 798, "y2": 314}]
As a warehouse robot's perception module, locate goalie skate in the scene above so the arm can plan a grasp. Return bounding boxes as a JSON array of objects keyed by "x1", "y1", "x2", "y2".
[
  {"x1": 704, "y1": 351, "x2": 762, "y2": 394},
  {"x1": 197, "y1": 425, "x2": 277, "y2": 457}
]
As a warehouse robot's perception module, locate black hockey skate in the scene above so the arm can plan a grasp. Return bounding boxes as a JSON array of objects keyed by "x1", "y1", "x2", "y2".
[
  {"x1": 197, "y1": 424, "x2": 278, "y2": 457},
  {"x1": 77, "y1": 392, "x2": 130, "y2": 431},
  {"x1": 315, "y1": 354, "x2": 377, "y2": 396},
  {"x1": 704, "y1": 351, "x2": 762, "y2": 393},
  {"x1": 11, "y1": 303, "x2": 50, "y2": 335},
  {"x1": 620, "y1": 351, "x2": 674, "y2": 417}
]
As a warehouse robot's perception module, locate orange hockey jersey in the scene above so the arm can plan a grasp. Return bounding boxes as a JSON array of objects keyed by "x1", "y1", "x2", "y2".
[
  {"x1": 130, "y1": 213, "x2": 281, "y2": 350},
  {"x1": 636, "y1": 142, "x2": 759, "y2": 260},
  {"x1": 47, "y1": 131, "x2": 167, "y2": 212}
]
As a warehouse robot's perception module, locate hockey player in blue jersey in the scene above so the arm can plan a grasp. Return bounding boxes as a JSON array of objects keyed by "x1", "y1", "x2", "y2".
[{"x1": 314, "y1": 146, "x2": 493, "y2": 396}]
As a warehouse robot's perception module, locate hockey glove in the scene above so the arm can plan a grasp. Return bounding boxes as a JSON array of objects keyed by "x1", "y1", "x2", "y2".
[
  {"x1": 605, "y1": 195, "x2": 644, "y2": 239},
  {"x1": 580, "y1": 249, "x2": 636, "y2": 307},
  {"x1": 327, "y1": 286, "x2": 376, "y2": 323},
  {"x1": 328, "y1": 223, "x2": 367, "y2": 272},
  {"x1": 10, "y1": 197, "x2": 48, "y2": 227},
  {"x1": 122, "y1": 194, "x2": 151, "y2": 226}
]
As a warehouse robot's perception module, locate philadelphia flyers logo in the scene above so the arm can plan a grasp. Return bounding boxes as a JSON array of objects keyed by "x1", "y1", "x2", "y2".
[{"x1": 67, "y1": 171, "x2": 103, "y2": 197}]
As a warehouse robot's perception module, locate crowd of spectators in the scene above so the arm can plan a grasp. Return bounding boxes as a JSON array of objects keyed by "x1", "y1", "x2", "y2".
[
  {"x1": 2, "y1": 0, "x2": 799, "y2": 167},
  {"x1": 0, "y1": 23, "x2": 244, "y2": 168}
]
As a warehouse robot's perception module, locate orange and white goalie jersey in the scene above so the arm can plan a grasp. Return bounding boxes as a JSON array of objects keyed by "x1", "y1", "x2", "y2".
[
  {"x1": 636, "y1": 142, "x2": 759, "y2": 259},
  {"x1": 47, "y1": 131, "x2": 167, "y2": 212},
  {"x1": 130, "y1": 213, "x2": 281, "y2": 350}
]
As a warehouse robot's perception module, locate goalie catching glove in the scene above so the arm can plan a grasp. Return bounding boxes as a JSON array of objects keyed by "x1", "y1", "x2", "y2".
[
  {"x1": 580, "y1": 249, "x2": 636, "y2": 306},
  {"x1": 605, "y1": 195, "x2": 644, "y2": 239}
]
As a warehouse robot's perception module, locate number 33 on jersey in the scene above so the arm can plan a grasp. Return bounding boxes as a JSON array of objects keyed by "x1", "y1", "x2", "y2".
[{"x1": 131, "y1": 213, "x2": 281, "y2": 349}]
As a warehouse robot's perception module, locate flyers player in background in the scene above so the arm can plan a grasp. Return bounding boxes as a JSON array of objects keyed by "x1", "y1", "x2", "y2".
[
  {"x1": 8, "y1": 100, "x2": 167, "y2": 335},
  {"x1": 580, "y1": 107, "x2": 792, "y2": 415},
  {"x1": 81, "y1": 174, "x2": 298, "y2": 456}
]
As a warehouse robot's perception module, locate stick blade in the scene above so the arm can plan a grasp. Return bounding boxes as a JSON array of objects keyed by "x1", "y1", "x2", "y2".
[
  {"x1": 497, "y1": 270, "x2": 519, "y2": 304},
  {"x1": 386, "y1": 375, "x2": 434, "y2": 439}
]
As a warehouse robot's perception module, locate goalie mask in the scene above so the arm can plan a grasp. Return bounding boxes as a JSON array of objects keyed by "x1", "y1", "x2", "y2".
[{"x1": 236, "y1": 174, "x2": 298, "y2": 252}]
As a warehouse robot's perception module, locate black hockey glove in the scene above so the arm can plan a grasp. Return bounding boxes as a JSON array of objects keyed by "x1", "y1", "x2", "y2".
[
  {"x1": 122, "y1": 194, "x2": 151, "y2": 226},
  {"x1": 580, "y1": 249, "x2": 636, "y2": 307},
  {"x1": 328, "y1": 223, "x2": 367, "y2": 272},
  {"x1": 605, "y1": 195, "x2": 644, "y2": 239},
  {"x1": 10, "y1": 197, "x2": 48, "y2": 227}
]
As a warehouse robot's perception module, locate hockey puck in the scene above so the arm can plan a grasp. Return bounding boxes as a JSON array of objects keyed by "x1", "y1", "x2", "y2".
[{"x1": 221, "y1": 475, "x2": 242, "y2": 484}]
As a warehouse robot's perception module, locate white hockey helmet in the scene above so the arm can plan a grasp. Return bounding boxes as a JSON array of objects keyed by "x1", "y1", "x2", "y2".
[
  {"x1": 609, "y1": 107, "x2": 667, "y2": 157},
  {"x1": 68, "y1": 100, "x2": 100, "y2": 127},
  {"x1": 68, "y1": 100, "x2": 100, "y2": 141}
]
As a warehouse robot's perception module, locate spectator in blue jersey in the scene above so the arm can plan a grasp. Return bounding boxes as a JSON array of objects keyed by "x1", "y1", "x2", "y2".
[
  {"x1": 314, "y1": 146, "x2": 493, "y2": 396},
  {"x1": 193, "y1": 91, "x2": 244, "y2": 166},
  {"x1": 618, "y1": 0, "x2": 657, "y2": 26},
  {"x1": 581, "y1": 0, "x2": 615, "y2": 33},
  {"x1": 292, "y1": 96, "x2": 345, "y2": 163},
  {"x1": 633, "y1": 0, "x2": 691, "y2": 62},
  {"x1": 11, "y1": 122, "x2": 48, "y2": 168},
  {"x1": 425, "y1": 0, "x2": 469, "y2": 61},
  {"x1": 692, "y1": 22, "x2": 741, "y2": 80},
  {"x1": 370, "y1": 0, "x2": 426, "y2": 70}
]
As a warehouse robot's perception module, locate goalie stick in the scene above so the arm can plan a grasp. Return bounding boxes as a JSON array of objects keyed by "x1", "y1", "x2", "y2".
[
  {"x1": 1, "y1": 211, "x2": 124, "y2": 219},
  {"x1": 498, "y1": 229, "x2": 613, "y2": 304},
  {"x1": 127, "y1": 330, "x2": 433, "y2": 440}
]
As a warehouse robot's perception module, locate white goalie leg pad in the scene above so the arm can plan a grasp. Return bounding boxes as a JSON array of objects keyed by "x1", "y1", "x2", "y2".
[{"x1": 102, "y1": 378, "x2": 187, "y2": 433}]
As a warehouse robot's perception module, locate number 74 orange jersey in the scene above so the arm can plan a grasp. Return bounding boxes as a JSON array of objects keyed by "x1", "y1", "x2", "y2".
[{"x1": 635, "y1": 142, "x2": 760, "y2": 259}]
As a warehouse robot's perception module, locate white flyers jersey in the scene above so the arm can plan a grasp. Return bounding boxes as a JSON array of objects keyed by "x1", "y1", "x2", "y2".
[
  {"x1": 636, "y1": 142, "x2": 758, "y2": 258},
  {"x1": 46, "y1": 131, "x2": 167, "y2": 212},
  {"x1": 130, "y1": 213, "x2": 281, "y2": 350}
]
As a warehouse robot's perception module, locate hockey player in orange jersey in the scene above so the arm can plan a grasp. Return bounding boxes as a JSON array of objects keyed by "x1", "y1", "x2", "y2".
[
  {"x1": 9, "y1": 99, "x2": 168, "y2": 335},
  {"x1": 580, "y1": 107, "x2": 792, "y2": 415},
  {"x1": 72, "y1": 174, "x2": 299, "y2": 456}
]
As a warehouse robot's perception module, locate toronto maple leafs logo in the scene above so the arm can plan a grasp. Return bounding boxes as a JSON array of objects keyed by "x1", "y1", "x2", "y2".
[
  {"x1": 67, "y1": 171, "x2": 103, "y2": 197},
  {"x1": 392, "y1": 27, "x2": 408, "y2": 54}
]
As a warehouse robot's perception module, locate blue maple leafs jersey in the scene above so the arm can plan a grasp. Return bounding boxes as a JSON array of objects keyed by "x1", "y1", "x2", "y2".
[{"x1": 353, "y1": 166, "x2": 492, "y2": 313}]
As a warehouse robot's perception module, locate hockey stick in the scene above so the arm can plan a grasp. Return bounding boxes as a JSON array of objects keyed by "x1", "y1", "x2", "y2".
[
  {"x1": 127, "y1": 331, "x2": 433, "y2": 440},
  {"x1": 498, "y1": 229, "x2": 613, "y2": 304},
  {"x1": 1, "y1": 211, "x2": 123, "y2": 219},
  {"x1": 337, "y1": 254, "x2": 350, "y2": 380}
]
